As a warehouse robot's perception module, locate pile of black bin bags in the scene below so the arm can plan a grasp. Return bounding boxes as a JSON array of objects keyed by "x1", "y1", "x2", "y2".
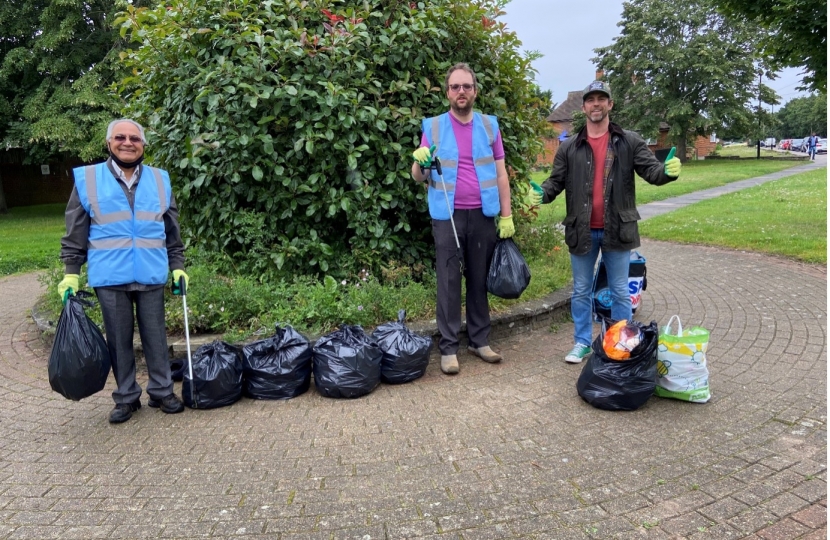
[{"x1": 180, "y1": 312, "x2": 432, "y2": 408}]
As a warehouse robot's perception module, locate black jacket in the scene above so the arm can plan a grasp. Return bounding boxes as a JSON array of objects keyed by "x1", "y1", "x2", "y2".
[{"x1": 540, "y1": 122, "x2": 677, "y2": 255}]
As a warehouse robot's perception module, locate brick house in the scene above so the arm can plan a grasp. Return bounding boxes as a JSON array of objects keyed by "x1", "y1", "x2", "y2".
[
  {"x1": 536, "y1": 90, "x2": 583, "y2": 167},
  {"x1": 647, "y1": 123, "x2": 719, "y2": 160}
]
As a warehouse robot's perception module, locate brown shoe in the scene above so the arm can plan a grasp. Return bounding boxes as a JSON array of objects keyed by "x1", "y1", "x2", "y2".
[
  {"x1": 440, "y1": 354, "x2": 459, "y2": 374},
  {"x1": 467, "y1": 345, "x2": 502, "y2": 363}
]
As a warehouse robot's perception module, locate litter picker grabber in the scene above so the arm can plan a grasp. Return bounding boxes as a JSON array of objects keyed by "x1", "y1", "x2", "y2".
[
  {"x1": 422, "y1": 156, "x2": 463, "y2": 274},
  {"x1": 171, "y1": 276, "x2": 194, "y2": 406}
]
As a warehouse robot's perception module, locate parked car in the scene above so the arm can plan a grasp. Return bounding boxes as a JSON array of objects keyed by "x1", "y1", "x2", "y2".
[
  {"x1": 816, "y1": 139, "x2": 827, "y2": 154},
  {"x1": 791, "y1": 138, "x2": 804, "y2": 152}
]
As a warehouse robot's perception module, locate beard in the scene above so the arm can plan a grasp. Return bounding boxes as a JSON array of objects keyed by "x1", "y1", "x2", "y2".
[
  {"x1": 586, "y1": 109, "x2": 609, "y2": 124},
  {"x1": 450, "y1": 96, "x2": 475, "y2": 116}
]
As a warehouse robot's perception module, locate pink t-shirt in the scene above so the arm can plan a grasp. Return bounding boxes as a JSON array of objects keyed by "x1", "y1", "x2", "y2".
[{"x1": 420, "y1": 114, "x2": 505, "y2": 209}]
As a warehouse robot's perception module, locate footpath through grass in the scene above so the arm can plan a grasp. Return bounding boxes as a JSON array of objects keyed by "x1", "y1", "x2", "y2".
[
  {"x1": 639, "y1": 167, "x2": 827, "y2": 264},
  {"x1": 0, "y1": 204, "x2": 65, "y2": 275}
]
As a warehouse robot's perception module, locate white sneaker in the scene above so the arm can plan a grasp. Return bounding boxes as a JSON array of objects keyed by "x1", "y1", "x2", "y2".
[{"x1": 565, "y1": 343, "x2": 592, "y2": 364}]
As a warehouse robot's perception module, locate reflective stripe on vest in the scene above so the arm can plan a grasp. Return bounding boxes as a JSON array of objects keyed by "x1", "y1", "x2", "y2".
[
  {"x1": 74, "y1": 163, "x2": 171, "y2": 287},
  {"x1": 422, "y1": 112, "x2": 500, "y2": 220}
]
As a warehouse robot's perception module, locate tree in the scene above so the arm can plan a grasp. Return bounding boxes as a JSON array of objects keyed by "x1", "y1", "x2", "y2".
[
  {"x1": 714, "y1": 0, "x2": 827, "y2": 93},
  {"x1": 0, "y1": 0, "x2": 145, "y2": 163},
  {"x1": 775, "y1": 95, "x2": 828, "y2": 137},
  {"x1": 592, "y1": 0, "x2": 772, "y2": 160},
  {"x1": 117, "y1": 0, "x2": 546, "y2": 280}
]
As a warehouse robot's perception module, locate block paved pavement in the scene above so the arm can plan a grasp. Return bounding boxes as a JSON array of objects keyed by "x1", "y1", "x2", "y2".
[{"x1": 0, "y1": 166, "x2": 826, "y2": 539}]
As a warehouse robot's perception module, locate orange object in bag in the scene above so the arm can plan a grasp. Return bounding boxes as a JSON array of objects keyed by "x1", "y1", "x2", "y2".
[{"x1": 603, "y1": 320, "x2": 643, "y2": 360}]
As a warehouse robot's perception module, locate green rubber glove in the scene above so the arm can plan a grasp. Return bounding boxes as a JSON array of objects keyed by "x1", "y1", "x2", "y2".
[
  {"x1": 58, "y1": 274, "x2": 79, "y2": 305},
  {"x1": 172, "y1": 269, "x2": 190, "y2": 295},
  {"x1": 412, "y1": 144, "x2": 436, "y2": 168},
  {"x1": 664, "y1": 147, "x2": 681, "y2": 177},
  {"x1": 496, "y1": 215, "x2": 515, "y2": 239},
  {"x1": 529, "y1": 181, "x2": 543, "y2": 206}
]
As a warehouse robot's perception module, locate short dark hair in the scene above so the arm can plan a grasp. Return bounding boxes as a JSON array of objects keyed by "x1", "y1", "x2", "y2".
[{"x1": 444, "y1": 63, "x2": 478, "y2": 92}]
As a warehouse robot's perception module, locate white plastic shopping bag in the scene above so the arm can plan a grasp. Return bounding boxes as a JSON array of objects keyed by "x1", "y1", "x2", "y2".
[{"x1": 655, "y1": 315, "x2": 711, "y2": 403}]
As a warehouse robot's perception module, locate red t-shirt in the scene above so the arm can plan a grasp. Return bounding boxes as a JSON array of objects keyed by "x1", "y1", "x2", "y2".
[{"x1": 587, "y1": 132, "x2": 609, "y2": 228}]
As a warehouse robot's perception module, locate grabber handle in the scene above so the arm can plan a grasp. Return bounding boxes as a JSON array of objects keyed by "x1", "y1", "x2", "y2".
[{"x1": 172, "y1": 275, "x2": 187, "y2": 296}]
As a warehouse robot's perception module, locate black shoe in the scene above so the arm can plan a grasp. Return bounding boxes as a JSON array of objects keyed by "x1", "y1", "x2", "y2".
[
  {"x1": 109, "y1": 401, "x2": 141, "y2": 424},
  {"x1": 148, "y1": 393, "x2": 184, "y2": 414}
]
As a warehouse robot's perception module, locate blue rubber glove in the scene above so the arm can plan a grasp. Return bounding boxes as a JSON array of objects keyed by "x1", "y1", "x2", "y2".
[
  {"x1": 412, "y1": 144, "x2": 436, "y2": 169},
  {"x1": 529, "y1": 181, "x2": 543, "y2": 206},
  {"x1": 664, "y1": 147, "x2": 681, "y2": 177}
]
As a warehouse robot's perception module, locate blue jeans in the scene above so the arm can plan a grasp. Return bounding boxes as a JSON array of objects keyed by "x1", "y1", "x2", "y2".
[{"x1": 570, "y1": 229, "x2": 632, "y2": 345}]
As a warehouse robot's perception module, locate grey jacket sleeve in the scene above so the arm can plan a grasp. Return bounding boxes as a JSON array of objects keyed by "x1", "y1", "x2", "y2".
[
  {"x1": 165, "y1": 193, "x2": 186, "y2": 271},
  {"x1": 59, "y1": 186, "x2": 89, "y2": 275},
  {"x1": 631, "y1": 133, "x2": 676, "y2": 186}
]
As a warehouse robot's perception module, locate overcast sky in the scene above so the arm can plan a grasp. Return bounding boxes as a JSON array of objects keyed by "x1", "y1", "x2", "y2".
[{"x1": 499, "y1": 0, "x2": 811, "y2": 110}]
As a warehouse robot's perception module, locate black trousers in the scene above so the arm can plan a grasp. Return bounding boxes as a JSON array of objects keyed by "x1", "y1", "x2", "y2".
[
  {"x1": 432, "y1": 208, "x2": 498, "y2": 355},
  {"x1": 96, "y1": 287, "x2": 173, "y2": 405}
]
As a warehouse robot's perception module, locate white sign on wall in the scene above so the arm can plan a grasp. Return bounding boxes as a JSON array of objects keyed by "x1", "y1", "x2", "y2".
[{"x1": 41, "y1": 165, "x2": 50, "y2": 175}]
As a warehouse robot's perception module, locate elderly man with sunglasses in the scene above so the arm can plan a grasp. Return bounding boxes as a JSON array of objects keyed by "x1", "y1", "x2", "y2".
[
  {"x1": 411, "y1": 63, "x2": 513, "y2": 375},
  {"x1": 58, "y1": 118, "x2": 189, "y2": 423}
]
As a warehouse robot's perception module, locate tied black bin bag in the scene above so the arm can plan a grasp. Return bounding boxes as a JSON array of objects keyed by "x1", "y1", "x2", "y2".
[
  {"x1": 371, "y1": 310, "x2": 433, "y2": 384},
  {"x1": 48, "y1": 291, "x2": 111, "y2": 401},
  {"x1": 486, "y1": 239, "x2": 531, "y2": 299},
  {"x1": 183, "y1": 341, "x2": 244, "y2": 409},
  {"x1": 312, "y1": 325, "x2": 382, "y2": 398},
  {"x1": 576, "y1": 319, "x2": 659, "y2": 411},
  {"x1": 242, "y1": 325, "x2": 312, "y2": 400}
]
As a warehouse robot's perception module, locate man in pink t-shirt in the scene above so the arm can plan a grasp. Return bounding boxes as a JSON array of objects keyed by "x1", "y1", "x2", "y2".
[{"x1": 411, "y1": 63, "x2": 513, "y2": 375}]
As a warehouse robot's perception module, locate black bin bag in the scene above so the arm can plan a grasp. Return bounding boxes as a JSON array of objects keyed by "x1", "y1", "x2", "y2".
[
  {"x1": 312, "y1": 325, "x2": 382, "y2": 398},
  {"x1": 576, "y1": 319, "x2": 659, "y2": 411},
  {"x1": 371, "y1": 310, "x2": 433, "y2": 384},
  {"x1": 183, "y1": 341, "x2": 243, "y2": 409},
  {"x1": 486, "y1": 239, "x2": 531, "y2": 299},
  {"x1": 48, "y1": 291, "x2": 112, "y2": 401},
  {"x1": 242, "y1": 325, "x2": 312, "y2": 400}
]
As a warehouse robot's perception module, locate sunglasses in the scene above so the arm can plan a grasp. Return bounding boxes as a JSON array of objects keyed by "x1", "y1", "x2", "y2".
[
  {"x1": 112, "y1": 134, "x2": 144, "y2": 144},
  {"x1": 448, "y1": 84, "x2": 474, "y2": 93}
]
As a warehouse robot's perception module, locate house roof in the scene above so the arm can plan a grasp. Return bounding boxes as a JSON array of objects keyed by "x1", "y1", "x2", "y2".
[{"x1": 547, "y1": 91, "x2": 583, "y2": 123}]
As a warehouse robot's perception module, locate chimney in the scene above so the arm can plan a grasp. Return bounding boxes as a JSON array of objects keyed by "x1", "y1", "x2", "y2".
[{"x1": 595, "y1": 69, "x2": 604, "y2": 80}]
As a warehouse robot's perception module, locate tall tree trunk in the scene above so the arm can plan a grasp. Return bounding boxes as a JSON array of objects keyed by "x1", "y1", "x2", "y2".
[
  {"x1": 0, "y1": 171, "x2": 8, "y2": 214},
  {"x1": 676, "y1": 135, "x2": 688, "y2": 163}
]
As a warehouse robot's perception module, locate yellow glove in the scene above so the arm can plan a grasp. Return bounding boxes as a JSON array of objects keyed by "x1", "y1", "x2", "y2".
[
  {"x1": 412, "y1": 144, "x2": 436, "y2": 168},
  {"x1": 172, "y1": 269, "x2": 190, "y2": 294},
  {"x1": 664, "y1": 147, "x2": 681, "y2": 177},
  {"x1": 496, "y1": 215, "x2": 515, "y2": 239},
  {"x1": 58, "y1": 274, "x2": 79, "y2": 305},
  {"x1": 529, "y1": 181, "x2": 543, "y2": 206}
]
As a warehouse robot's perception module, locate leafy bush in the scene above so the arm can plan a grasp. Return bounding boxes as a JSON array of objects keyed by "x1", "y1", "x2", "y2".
[{"x1": 117, "y1": 0, "x2": 545, "y2": 280}]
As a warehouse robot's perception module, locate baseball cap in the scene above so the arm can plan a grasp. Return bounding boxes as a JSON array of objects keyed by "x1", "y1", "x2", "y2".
[{"x1": 583, "y1": 80, "x2": 612, "y2": 101}]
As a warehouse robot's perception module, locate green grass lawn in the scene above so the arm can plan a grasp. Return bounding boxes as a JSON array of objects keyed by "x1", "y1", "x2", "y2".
[
  {"x1": 530, "y1": 158, "x2": 804, "y2": 226},
  {"x1": 639, "y1": 167, "x2": 827, "y2": 264},
  {"x1": 0, "y1": 204, "x2": 65, "y2": 275},
  {"x1": 716, "y1": 144, "x2": 803, "y2": 159}
]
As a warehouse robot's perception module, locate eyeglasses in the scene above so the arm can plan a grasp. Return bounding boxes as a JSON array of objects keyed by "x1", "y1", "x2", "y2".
[
  {"x1": 448, "y1": 84, "x2": 475, "y2": 93},
  {"x1": 112, "y1": 134, "x2": 144, "y2": 144}
]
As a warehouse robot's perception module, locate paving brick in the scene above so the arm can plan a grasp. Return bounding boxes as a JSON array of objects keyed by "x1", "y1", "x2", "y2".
[{"x1": 0, "y1": 212, "x2": 827, "y2": 540}]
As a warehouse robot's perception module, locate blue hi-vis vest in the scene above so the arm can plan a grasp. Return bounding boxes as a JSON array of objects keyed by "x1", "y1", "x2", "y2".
[
  {"x1": 422, "y1": 112, "x2": 500, "y2": 220},
  {"x1": 73, "y1": 163, "x2": 171, "y2": 287}
]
